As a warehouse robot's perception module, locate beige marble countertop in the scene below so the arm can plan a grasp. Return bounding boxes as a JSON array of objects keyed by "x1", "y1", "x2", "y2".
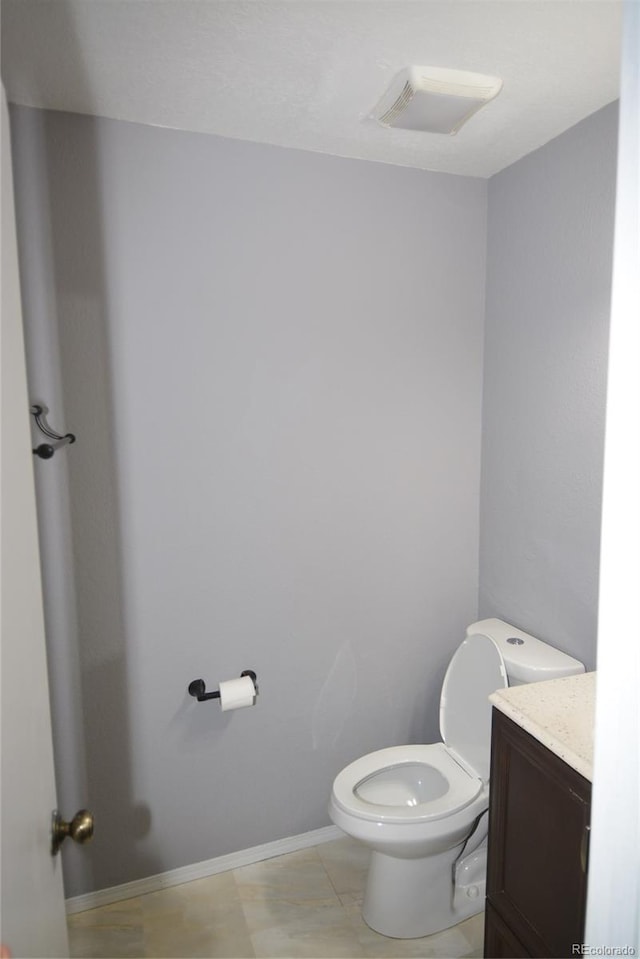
[{"x1": 489, "y1": 671, "x2": 595, "y2": 781}]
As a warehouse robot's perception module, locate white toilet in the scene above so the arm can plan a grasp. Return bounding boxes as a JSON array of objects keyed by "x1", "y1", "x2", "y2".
[{"x1": 328, "y1": 618, "x2": 585, "y2": 939}]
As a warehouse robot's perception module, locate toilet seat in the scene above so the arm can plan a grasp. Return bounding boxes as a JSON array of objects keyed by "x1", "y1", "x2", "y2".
[
  {"x1": 331, "y1": 742, "x2": 482, "y2": 824},
  {"x1": 439, "y1": 632, "x2": 507, "y2": 782},
  {"x1": 331, "y1": 634, "x2": 507, "y2": 827}
]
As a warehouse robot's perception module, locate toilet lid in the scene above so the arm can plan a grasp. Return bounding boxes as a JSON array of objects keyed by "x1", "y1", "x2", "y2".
[{"x1": 439, "y1": 633, "x2": 507, "y2": 781}]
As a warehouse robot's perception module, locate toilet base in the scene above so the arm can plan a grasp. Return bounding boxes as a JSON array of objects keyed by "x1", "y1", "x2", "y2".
[{"x1": 362, "y1": 845, "x2": 485, "y2": 939}]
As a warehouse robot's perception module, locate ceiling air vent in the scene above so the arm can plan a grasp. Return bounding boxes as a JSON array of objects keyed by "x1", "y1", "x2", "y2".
[{"x1": 373, "y1": 66, "x2": 503, "y2": 136}]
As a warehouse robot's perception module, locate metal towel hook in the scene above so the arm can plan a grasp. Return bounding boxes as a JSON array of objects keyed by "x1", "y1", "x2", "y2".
[{"x1": 30, "y1": 403, "x2": 76, "y2": 460}]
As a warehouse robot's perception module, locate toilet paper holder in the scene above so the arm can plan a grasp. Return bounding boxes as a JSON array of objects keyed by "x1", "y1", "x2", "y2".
[{"x1": 188, "y1": 670, "x2": 258, "y2": 703}]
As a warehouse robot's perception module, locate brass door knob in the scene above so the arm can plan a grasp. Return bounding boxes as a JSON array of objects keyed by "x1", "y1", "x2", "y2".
[{"x1": 51, "y1": 809, "x2": 94, "y2": 856}]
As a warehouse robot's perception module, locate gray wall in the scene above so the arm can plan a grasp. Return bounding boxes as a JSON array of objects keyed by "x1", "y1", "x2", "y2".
[
  {"x1": 479, "y1": 103, "x2": 618, "y2": 669},
  {"x1": 11, "y1": 107, "x2": 488, "y2": 896}
]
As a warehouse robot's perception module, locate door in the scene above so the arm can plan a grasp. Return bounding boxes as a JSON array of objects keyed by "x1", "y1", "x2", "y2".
[
  {"x1": 1, "y1": 86, "x2": 69, "y2": 957},
  {"x1": 586, "y1": 2, "x2": 640, "y2": 950}
]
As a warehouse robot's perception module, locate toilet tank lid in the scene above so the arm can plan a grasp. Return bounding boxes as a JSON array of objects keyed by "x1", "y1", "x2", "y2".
[{"x1": 466, "y1": 618, "x2": 585, "y2": 684}]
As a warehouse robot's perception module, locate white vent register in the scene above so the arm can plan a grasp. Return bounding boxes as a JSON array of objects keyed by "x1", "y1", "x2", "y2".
[{"x1": 373, "y1": 66, "x2": 503, "y2": 136}]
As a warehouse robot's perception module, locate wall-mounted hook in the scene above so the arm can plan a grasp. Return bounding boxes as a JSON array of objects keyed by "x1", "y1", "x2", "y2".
[{"x1": 30, "y1": 403, "x2": 76, "y2": 459}]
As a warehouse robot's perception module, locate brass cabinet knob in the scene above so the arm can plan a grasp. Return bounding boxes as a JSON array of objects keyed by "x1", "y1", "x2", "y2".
[{"x1": 51, "y1": 809, "x2": 94, "y2": 856}]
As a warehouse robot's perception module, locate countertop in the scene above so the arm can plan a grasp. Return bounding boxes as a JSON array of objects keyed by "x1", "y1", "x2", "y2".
[{"x1": 489, "y1": 671, "x2": 595, "y2": 781}]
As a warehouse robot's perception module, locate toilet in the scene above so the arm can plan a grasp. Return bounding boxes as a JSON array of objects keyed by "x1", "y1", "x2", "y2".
[{"x1": 328, "y1": 618, "x2": 585, "y2": 939}]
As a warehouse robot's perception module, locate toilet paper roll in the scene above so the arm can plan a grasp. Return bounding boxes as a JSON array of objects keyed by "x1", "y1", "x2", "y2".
[{"x1": 219, "y1": 675, "x2": 256, "y2": 712}]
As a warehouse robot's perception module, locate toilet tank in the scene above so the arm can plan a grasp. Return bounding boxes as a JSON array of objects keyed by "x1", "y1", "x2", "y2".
[{"x1": 466, "y1": 618, "x2": 585, "y2": 685}]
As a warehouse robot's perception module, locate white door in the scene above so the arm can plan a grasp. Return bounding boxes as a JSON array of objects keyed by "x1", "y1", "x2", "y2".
[
  {"x1": 585, "y1": 2, "x2": 640, "y2": 949},
  {"x1": 1, "y1": 87, "x2": 69, "y2": 958}
]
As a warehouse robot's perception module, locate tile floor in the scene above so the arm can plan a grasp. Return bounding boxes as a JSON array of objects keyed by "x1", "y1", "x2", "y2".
[{"x1": 67, "y1": 837, "x2": 484, "y2": 958}]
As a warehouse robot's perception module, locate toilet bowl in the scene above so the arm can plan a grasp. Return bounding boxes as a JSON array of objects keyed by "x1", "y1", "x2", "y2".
[
  {"x1": 330, "y1": 743, "x2": 487, "y2": 858},
  {"x1": 328, "y1": 618, "x2": 586, "y2": 939}
]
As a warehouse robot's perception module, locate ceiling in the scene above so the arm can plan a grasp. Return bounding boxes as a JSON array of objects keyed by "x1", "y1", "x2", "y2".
[{"x1": 1, "y1": 0, "x2": 622, "y2": 178}]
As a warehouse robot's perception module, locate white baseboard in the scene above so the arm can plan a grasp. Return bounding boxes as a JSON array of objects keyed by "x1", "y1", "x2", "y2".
[{"x1": 65, "y1": 824, "x2": 343, "y2": 915}]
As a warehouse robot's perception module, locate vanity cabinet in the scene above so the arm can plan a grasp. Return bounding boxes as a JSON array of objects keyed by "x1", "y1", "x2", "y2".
[{"x1": 484, "y1": 707, "x2": 591, "y2": 958}]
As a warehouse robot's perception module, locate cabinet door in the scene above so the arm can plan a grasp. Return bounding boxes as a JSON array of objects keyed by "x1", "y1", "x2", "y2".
[
  {"x1": 484, "y1": 902, "x2": 531, "y2": 958},
  {"x1": 486, "y1": 709, "x2": 591, "y2": 958}
]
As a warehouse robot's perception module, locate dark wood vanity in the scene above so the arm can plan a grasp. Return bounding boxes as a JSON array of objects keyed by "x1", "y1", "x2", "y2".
[{"x1": 484, "y1": 707, "x2": 591, "y2": 958}]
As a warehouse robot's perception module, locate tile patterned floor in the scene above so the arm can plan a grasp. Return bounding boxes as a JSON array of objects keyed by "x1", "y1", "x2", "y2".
[{"x1": 67, "y1": 837, "x2": 484, "y2": 958}]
